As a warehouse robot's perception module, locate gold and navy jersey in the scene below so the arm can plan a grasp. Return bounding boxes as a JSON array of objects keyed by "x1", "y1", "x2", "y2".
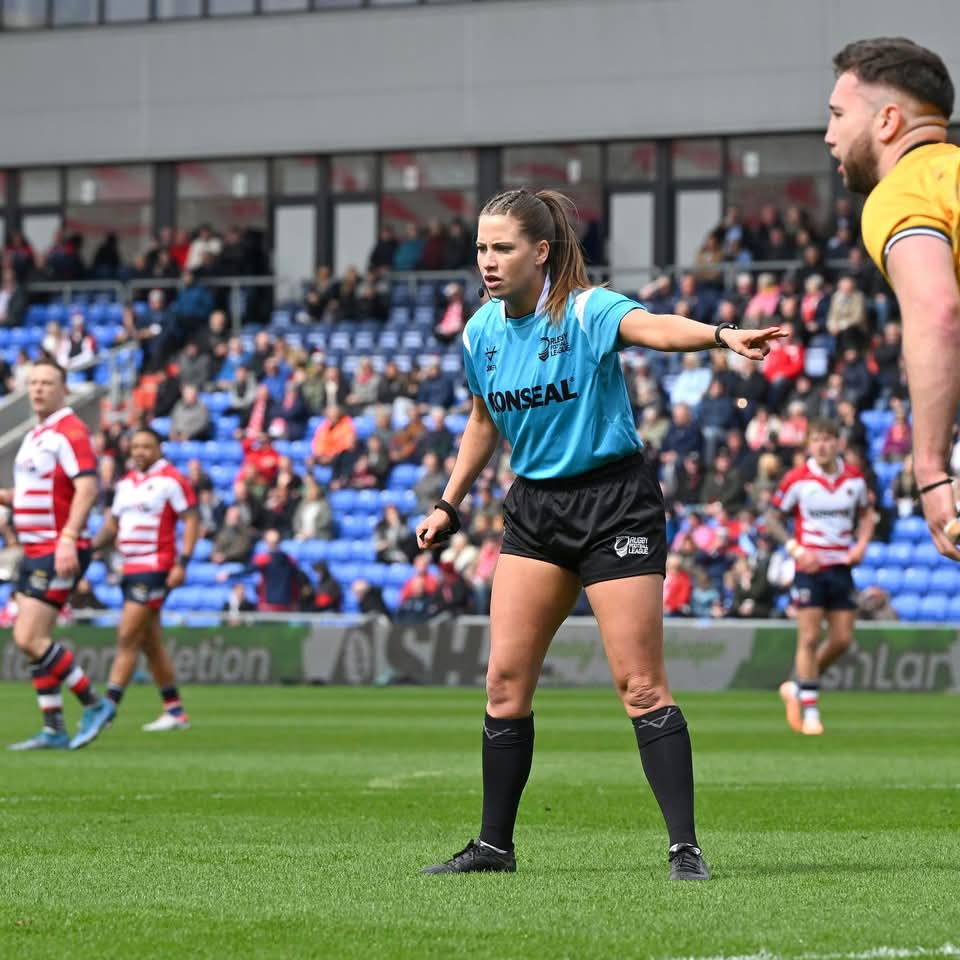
[{"x1": 861, "y1": 142, "x2": 960, "y2": 285}]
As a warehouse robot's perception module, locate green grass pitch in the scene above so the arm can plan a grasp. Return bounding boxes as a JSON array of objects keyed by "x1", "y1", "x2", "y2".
[{"x1": 0, "y1": 683, "x2": 958, "y2": 960}]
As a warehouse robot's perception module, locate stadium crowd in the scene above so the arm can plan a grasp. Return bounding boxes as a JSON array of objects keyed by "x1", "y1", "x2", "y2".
[{"x1": 0, "y1": 199, "x2": 943, "y2": 622}]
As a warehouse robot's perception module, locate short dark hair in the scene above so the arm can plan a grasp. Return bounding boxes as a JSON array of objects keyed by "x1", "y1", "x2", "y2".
[
  {"x1": 133, "y1": 427, "x2": 164, "y2": 446},
  {"x1": 833, "y1": 37, "x2": 954, "y2": 118},
  {"x1": 32, "y1": 357, "x2": 67, "y2": 383},
  {"x1": 807, "y1": 417, "x2": 840, "y2": 439}
]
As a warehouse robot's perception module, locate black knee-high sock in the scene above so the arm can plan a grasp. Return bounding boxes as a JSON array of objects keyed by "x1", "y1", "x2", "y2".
[
  {"x1": 479, "y1": 712, "x2": 534, "y2": 852},
  {"x1": 632, "y1": 705, "x2": 698, "y2": 849}
]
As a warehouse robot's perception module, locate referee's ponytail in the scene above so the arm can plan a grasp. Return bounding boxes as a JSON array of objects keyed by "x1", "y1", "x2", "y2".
[{"x1": 479, "y1": 188, "x2": 591, "y2": 326}]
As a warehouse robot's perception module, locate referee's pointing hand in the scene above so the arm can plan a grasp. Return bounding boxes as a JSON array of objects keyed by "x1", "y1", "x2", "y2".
[{"x1": 720, "y1": 325, "x2": 788, "y2": 361}]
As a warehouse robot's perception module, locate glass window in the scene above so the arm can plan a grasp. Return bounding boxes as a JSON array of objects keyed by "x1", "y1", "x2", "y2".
[
  {"x1": 382, "y1": 150, "x2": 477, "y2": 191},
  {"x1": 379, "y1": 191, "x2": 477, "y2": 244},
  {"x1": 502, "y1": 143, "x2": 602, "y2": 189},
  {"x1": 52, "y1": 0, "x2": 97, "y2": 25},
  {"x1": 726, "y1": 134, "x2": 832, "y2": 228},
  {"x1": 156, "y1": 0, "x2": 202, "y2": 18},
  {"x1": 105, "y1": 0, "x2": 150, "y2": 20},
  {"x1": 21, "y1": 168, "x2": 61, "y2": 206},
  {"x1": 0, "y1": 172, "x2": 7, "y2": 206},
  {"x1": 672, "y1": 138, "x2": 723, "y2": 179},
  {"x1": 273, "y1": 157, "x2": 318, "y2": 196},
  {"x1": 2, "y1": 0, "x2": 46, "y2": 28},
  {"x1": 607, "y1": 141, "x2": 656, "y2": 183},
  {"x1": 261, "y1": 0, "x2": 309, "y2": 9},
  {"x1": 67, "y1": 165, "x2": 153, "y2": 204},
  {"x1": 208, "y1": 0, "x2": 255, "y2": 14},
  {"x1": 177, "y1": 160, "x2": 267, "y2": 199},
  {"x1": 330, "y1": 154, "x2": 376, "y2": 194}
]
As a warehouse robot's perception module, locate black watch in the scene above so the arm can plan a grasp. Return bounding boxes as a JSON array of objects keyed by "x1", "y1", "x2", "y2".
[
  {"x1": 177, "y1": 554, "x2": 192, "y2": 566},
  {"x1": 715, "y1": 322, "x2": 738, "y2": 348}
]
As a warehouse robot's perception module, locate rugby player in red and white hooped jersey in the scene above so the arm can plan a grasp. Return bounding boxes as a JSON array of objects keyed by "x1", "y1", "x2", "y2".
[
  {"x1": 91, "y1": 427, "x2": 198, "y2": 732},
  {"x1": 1, "y1": 359, "x2": 115, "y2": 751},
  {"x1": 765, "y1": 418, "x2": 875, "y2": 735}
]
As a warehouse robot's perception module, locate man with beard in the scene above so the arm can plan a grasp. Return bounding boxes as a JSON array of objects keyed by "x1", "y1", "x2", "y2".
[{"x1": 826, "y1": 38, "x2": 959, "y2": 560}]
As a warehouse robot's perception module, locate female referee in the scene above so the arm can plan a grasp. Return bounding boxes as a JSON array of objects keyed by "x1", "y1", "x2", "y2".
[{"x1": 418, "y1": 189, "x2": 784, "y2": 881}]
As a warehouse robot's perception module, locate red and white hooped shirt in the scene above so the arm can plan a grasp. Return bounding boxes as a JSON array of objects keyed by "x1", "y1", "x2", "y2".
[
  {"x1": 772, "y1": 457, "x2": 869, "y2": 567},
  {"x1": 13, "y1": 407, "x2": 96, "y2": 558},
  {"x1": 111, "y1": 458, "x2": 197, "y2": 574}
]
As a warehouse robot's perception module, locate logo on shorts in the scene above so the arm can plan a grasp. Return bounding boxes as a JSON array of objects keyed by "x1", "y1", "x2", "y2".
[
  {"x1": 537, "y1": 332, "x2": 570, "y2": 361},
  {"x1": 791, "y1": 587, "x2": 812, "y2": 605},
  {"x1": 29, "y1": 568, "x2": 49, "y2": 592},
  {"x1": 614, "y1": 535, "x2": 649, "y2": 558},
  {"x1": 130, "y1": 582, "x2": 149, "y2": 602}
]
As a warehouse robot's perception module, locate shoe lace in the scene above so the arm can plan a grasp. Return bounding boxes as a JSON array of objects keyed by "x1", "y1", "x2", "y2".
[
  {"x1": 445, "y1": 840, "x2": 481, "y2": 867},
  {"x1": 670, "y1": 845, "x2": 702, "y2": 872}
]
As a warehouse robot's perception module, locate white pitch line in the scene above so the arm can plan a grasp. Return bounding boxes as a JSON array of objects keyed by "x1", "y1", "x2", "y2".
[{"x1": 659, "y1": 945, "x2": 960, "y2": 960}]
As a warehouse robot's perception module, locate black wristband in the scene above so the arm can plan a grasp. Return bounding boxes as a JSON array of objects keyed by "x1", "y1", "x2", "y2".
[
  {"x1": 715, "y1": 322, "x2": 738, "y2": 348},
  {"x1": 918, "y1": 476, "x2": 954, "y2": 495},
  {"x1": 177, "y1": 554, "x2": 192, "y2": 566},
  {"x1": 433, "y1": 499, "x2": 461, "y2": 534}
]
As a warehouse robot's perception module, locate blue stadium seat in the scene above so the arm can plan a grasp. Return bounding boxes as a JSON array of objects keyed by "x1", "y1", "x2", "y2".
[
  {"x1": 86, "y1": 561, "x2": 107, "y2": 585},
  {"x1": 873, "y1": 567, "x2": 903, "y2": 593},
  {"x1": 152, "y1": 416, "x2": 171, "y2": 438},
  {"x1": 383, "y1": 586, "x2": 401, "y2": 610},
  {"x1": 918, "y1": 594, "x2": 948, "y2": 621},
  {"x1": 350, "y1": 540, "x2": 377, "y2": 562},
  {"x1": 331, "y1": 562, "x2": 362, "y2": 586},
  {"x1": 863, "y1": 542, "x2": 887, "y2": 566},
  {"x1": 947, "y1": 594, "x2": 960, "y2": 622},
  {"x1": 326, "y1": 540, "x2": 354, "y2": 562},
  {"x1": 861, "y1": 409, "x2": 895, "y2": 438},
  {"x1": 386, "y1": 563, "x2": 415, "y2": 587},
  {"x1": 415, "y1": 282, "x2": 438, "y2": 306},
  {"x1": 193, "y1": 539, "x2": 213, "y2": 562},
  {"x1": 354, "y1": 416, "x2": 375, "y2": 441},
  {"x1": 884, "y1": 542, "x2": 913, "y2": 567},
  {"x1": 358, "y1": 563, "x2": 387, "y2": 587},
  {"x1": 300, "y1": 540, "x2": 330, "y2": 563},
  {"x1": 379, "y1": 330, "x2": 400, "y2": 350},
  {"x1": 190, "y1": 563, "x2": 221, "y2": 585},
  {"x1": 313, "y1": 466, "x2": 332, "y2": 486},
  {"x1": 388, "y1": 464, "x2": 421, "y2": 490},
  {"x1": 892, "y1": 515, "x2": 928, "y2": 543},
  {"x1": 851, "y1": 565, "x2": 874, "y2": 590},
  {"x1": 380, "y1": 489, "x2": 416, "y2": 513},
  {"x1": 901, "y1": 567, "x2": 929, "y2": 594},
  {"x1": 289, "y1": 440, "x2": 310, "y2": 462},
  {"x1": 910, "y1": 542, "x2": 942, "y2": 568},
  {"x1": 354, "y1": 490, "x2": 382, "y2": 514},
  {"x1": 929, "y1": 567, "x2": 960, "y2": 594},
  {"x1": 892, "y1": 592, "x2": 921, "y2": 621}
]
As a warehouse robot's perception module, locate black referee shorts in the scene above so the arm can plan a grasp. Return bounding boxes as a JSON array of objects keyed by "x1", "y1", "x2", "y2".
[{"x1": 501, "y1": 451, "x2": 667, "y2": 586}]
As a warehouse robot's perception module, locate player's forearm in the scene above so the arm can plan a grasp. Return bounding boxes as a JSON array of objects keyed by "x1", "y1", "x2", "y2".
[
  {"x1": 901, "y1": 304, "x2": 960, "y2": 484},
  {"x1": 763, "y1": 509, "x2": 791, "y2": 546},
  {"x1": 180, "y1": 513, "x2": 200, "y2": 558},
  {"x1": 63, "y1": 477, "x2": 98, "y2": 538},
  {"x1": 440, "y1": 413, "x2": 499, "y2": 509},
  {"x1": 90, "y1": 517, "x2": 117, "y2": 552},
  {"x1": 621, "y1": 313, "x2": 717, "y2": 353},
  {"x1": 854, "y1": 509, "x2": 876, "y2": 552}
]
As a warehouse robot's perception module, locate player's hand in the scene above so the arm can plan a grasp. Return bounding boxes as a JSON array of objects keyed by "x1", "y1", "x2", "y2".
[
  {"x1": 722, "y1": 326, "x2": 787, "y2": 361},
  {"x1": 920, "y1": 481, "x2": 960, "y2": 562},
  {"x1": 846, "y1": 544, "x2": 867, "y2": 567},
  {"x1": 55, "y1": 539, "x2": 80, "y2": 579},
  {"x1": 794, "y1": 549, "x2": 820, "y2": 575},
  {"x1": 0, "y1": 488, "x2": 12, "y2": 508},
  {"x1": 417, "y1": 508, "x2": 453, "y2": 549},
  {"x1": 166, "y1": 564, "x2": 186, "y2": 589}
]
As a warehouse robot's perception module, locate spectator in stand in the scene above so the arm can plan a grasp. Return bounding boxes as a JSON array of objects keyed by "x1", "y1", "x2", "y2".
[
  {"x1": 91, "y1": 233, "x2": 121, "y2": 279},
  {"x1": 352, "y1": 578, "x2": 392, "y2": 620},
  {"x1": 59, "y1": 314, "x2": 98, "y2": 375},
  {"x1": 5, "y1": 229, "x2": 36, "y2": 281},
  {"x1": 393, "y1": 224, "x2": 424, "y2": 272},
  {"x1": 839, "y1": 346, "x2": 874, "y2": 410},
  {"x1": 418, "y1": 219, "x2": 447, "y2": 271},
  {"x1": 776, "y1": 401, "x2": 810, "y2": 455},
  {"x1": 218, "y1": 529, "x2": 304, "y2": 614},
  {"x1": 799, "y1": 275, "x2": 830, "y2": 338},
  {"x1": 242, "y1": 384, "x2": 272, "y2": 435},
  {"x1": 728, "y1": 555, "x2": 774, "y2": 619},
  {"x1": 211, "y1": 505, "x2": 255, "y2": 565},
  {"x1": 795, "y1": 243, "x2": 834, "y2": 290},
  {"x1": 217, "y1": 337, "x2": 252, "y2": 387},
  {"x1": 185, "y1": 224, "x2": 222, "y2": 272},
  {"x1": 260, "y1": 355, "x2": 289, "y2": 403},
  {"x1": 745, "y1": 407, "x2": 783, "y2": 452},
  {"x1": 0, "y1": 266, "x2": 27, "y2": 328},
  {"x1": 364, "y1": 435, "x2": 391, "y2": 488},
  {"x1": 331, "y1": 452, "x2": 380, "y2": 492},
  {"x1": 334, "y1": 267, "x2": 360, "y2": 320},
  {"x1": 419, "y1": 407, "x2": 455, "y2": 462},
  {"x1": 356, "y1": 273, "x2": 389, "y2": 323},
  {"x1": 186, "y1": 458, "x2": 213, "y2": 496},
  {"x1": 698, "y1": 378, "x2": 738, "y2": 463},
  {"x1": 440, "y1": 531, "x2": 480, "y2": 578},
  {"x1": 673, "y1": 451, "x2": 705, "y2": 506},
  {"x1": 417, "y1": 356, "x2": 456, "y2": 411},
  {"x1": 223, "y1": 582, "x2": 257, "y2": 623},
  {"x1": 374, "y1": 504, "x2": 416, "y2": 564},
  {"x1": 269, "y1": 380, "x2": 310, "y2": 442},
  {"x1": 318, "y1": 366, "x2": 349, "y2": 409},
  {"x1": 433, "y1": 560, "x2": 473, "y2": 616},
  {"x1": 196, "y1": 488, "x2": 224, "y2": 540},
  {"x1": 836, "y1": 400, "x2": 867, "y2": 453},
  {"x1": 414, "y1": 451, "x2": 446, "y2": 516},
  {"x1": 826, "y1": 274, "x2": 869, "y2": 352},
  {"x1": 444, "y1": 219, "x2": 474, "y2": 269},
  {"x1": 261, "y1": 484, "x2": 295, "y2": 539},
  {"x1": 226, "y1": 365, "x2": 257, "y2": 419},
  {"x1": 785, "y1": 374, "x2": 822, "y2": 419},
  {"x1": 368, "y1": 226, "x2": 398, "y2": 272},
  {"x1": 663, "y1": 553, "x2": 692, "y2": 617},
  {"x1": 881, "y1": 403, "x2": 912, "y2": 462},
  {"x1": 690, "y1": 569, "x2": 721, "y2": 619},
  {"x1": 873, "y1": 322, "x2": 903, "y2": 399},
  {"x1": 377, "y1": 359, "x2": 415, "y2": 411},
  {"x1": 0, "y1": 351, "x2": 14, "y2": 397},
  {"x1": 744, "y1": 272, "x2": 781, "y2": 325},
  {"x1": 345, "y1": 357, "x2": 381, "y2": 414},
  {"x1": 46, "y1": 229, "x2": 85, "y2": 281},
  {"x1": 699, "y1": 447, "x2": 745, "y2": 513},
  {"x1": 434, "y1": 282, "x2": 469, "y2": 345},
  {"x1": 308, "y1": 404, "x2": 357, "y2": 476},
  {"x1": 637, "y1": 406, "x2": 670, "y2": 452},
  {"x1": 751, "y1": 451, "x2": 784, "y2": 502},
  {"x1": 389, "y1": 407, "x2": 427, "y2": 465},
  {"x1": 394, "y1": 574, "x2": 438, "y2": 624},
  {"x1": 127, "y1": 289, "x2": 178, "y2": 374},
  {"x1": 467, "y1": 531, "x2": 501, "y2": 615},
  {"x1": 249, "y1": 330, "x2": 273, "y2": 380},
  {"x1": 292, "y1": 476, "x2": 335, "y2": 541},
  {"x1": 271, "y1": 455, "x2": 302, "y2": 503},
  {"x1": 668, "y1": 353, "x2": 712, "y2": 411},
  {"x1": 197, "y1": 309, "x2": 230, "y2": 364},
  {"x1": 762, "y1": 321, "x2": 804, "y2": 411},
  {"x1": 308, "y1": 561, "x2": 343, "y2": 614},
  {"x1": 826, "y1": 224, "x2": 855, "y2": 260},
  {"x1": 828, "y1": 196, "x2": 860, "y2": 244},
  {"x1": 304, "y1": 265, "x2": 339, "y2": 322},
  {"x1": 238, "y1": 432, "x2": 280, "y2": 496},
  {"x1": 694, "y1": 232, "x2": 725, "y2": 290},
  {"x1": 169, "y1": 384, "x2": 211, "y2": 442},
  {"x1": 660, "y1": 403, "x2": 703, "y2": 461},
  {"x1": 172, "y1": 270, "x2": 214, "y2": 344},
  {"x1": 230, "y1": 478, "x2": 265, "y2": 531},
  {"x1": 176, "y1": 340, "x2": 212, "y2": 390}
]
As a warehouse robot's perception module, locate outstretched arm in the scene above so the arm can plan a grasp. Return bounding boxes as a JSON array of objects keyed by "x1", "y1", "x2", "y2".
[
  {"x1": 886, "y1": 235, "x2": 960, "y2": 561},
  {"x1": 618, "y1": 310, "x2": 785, "y2": 361}
]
